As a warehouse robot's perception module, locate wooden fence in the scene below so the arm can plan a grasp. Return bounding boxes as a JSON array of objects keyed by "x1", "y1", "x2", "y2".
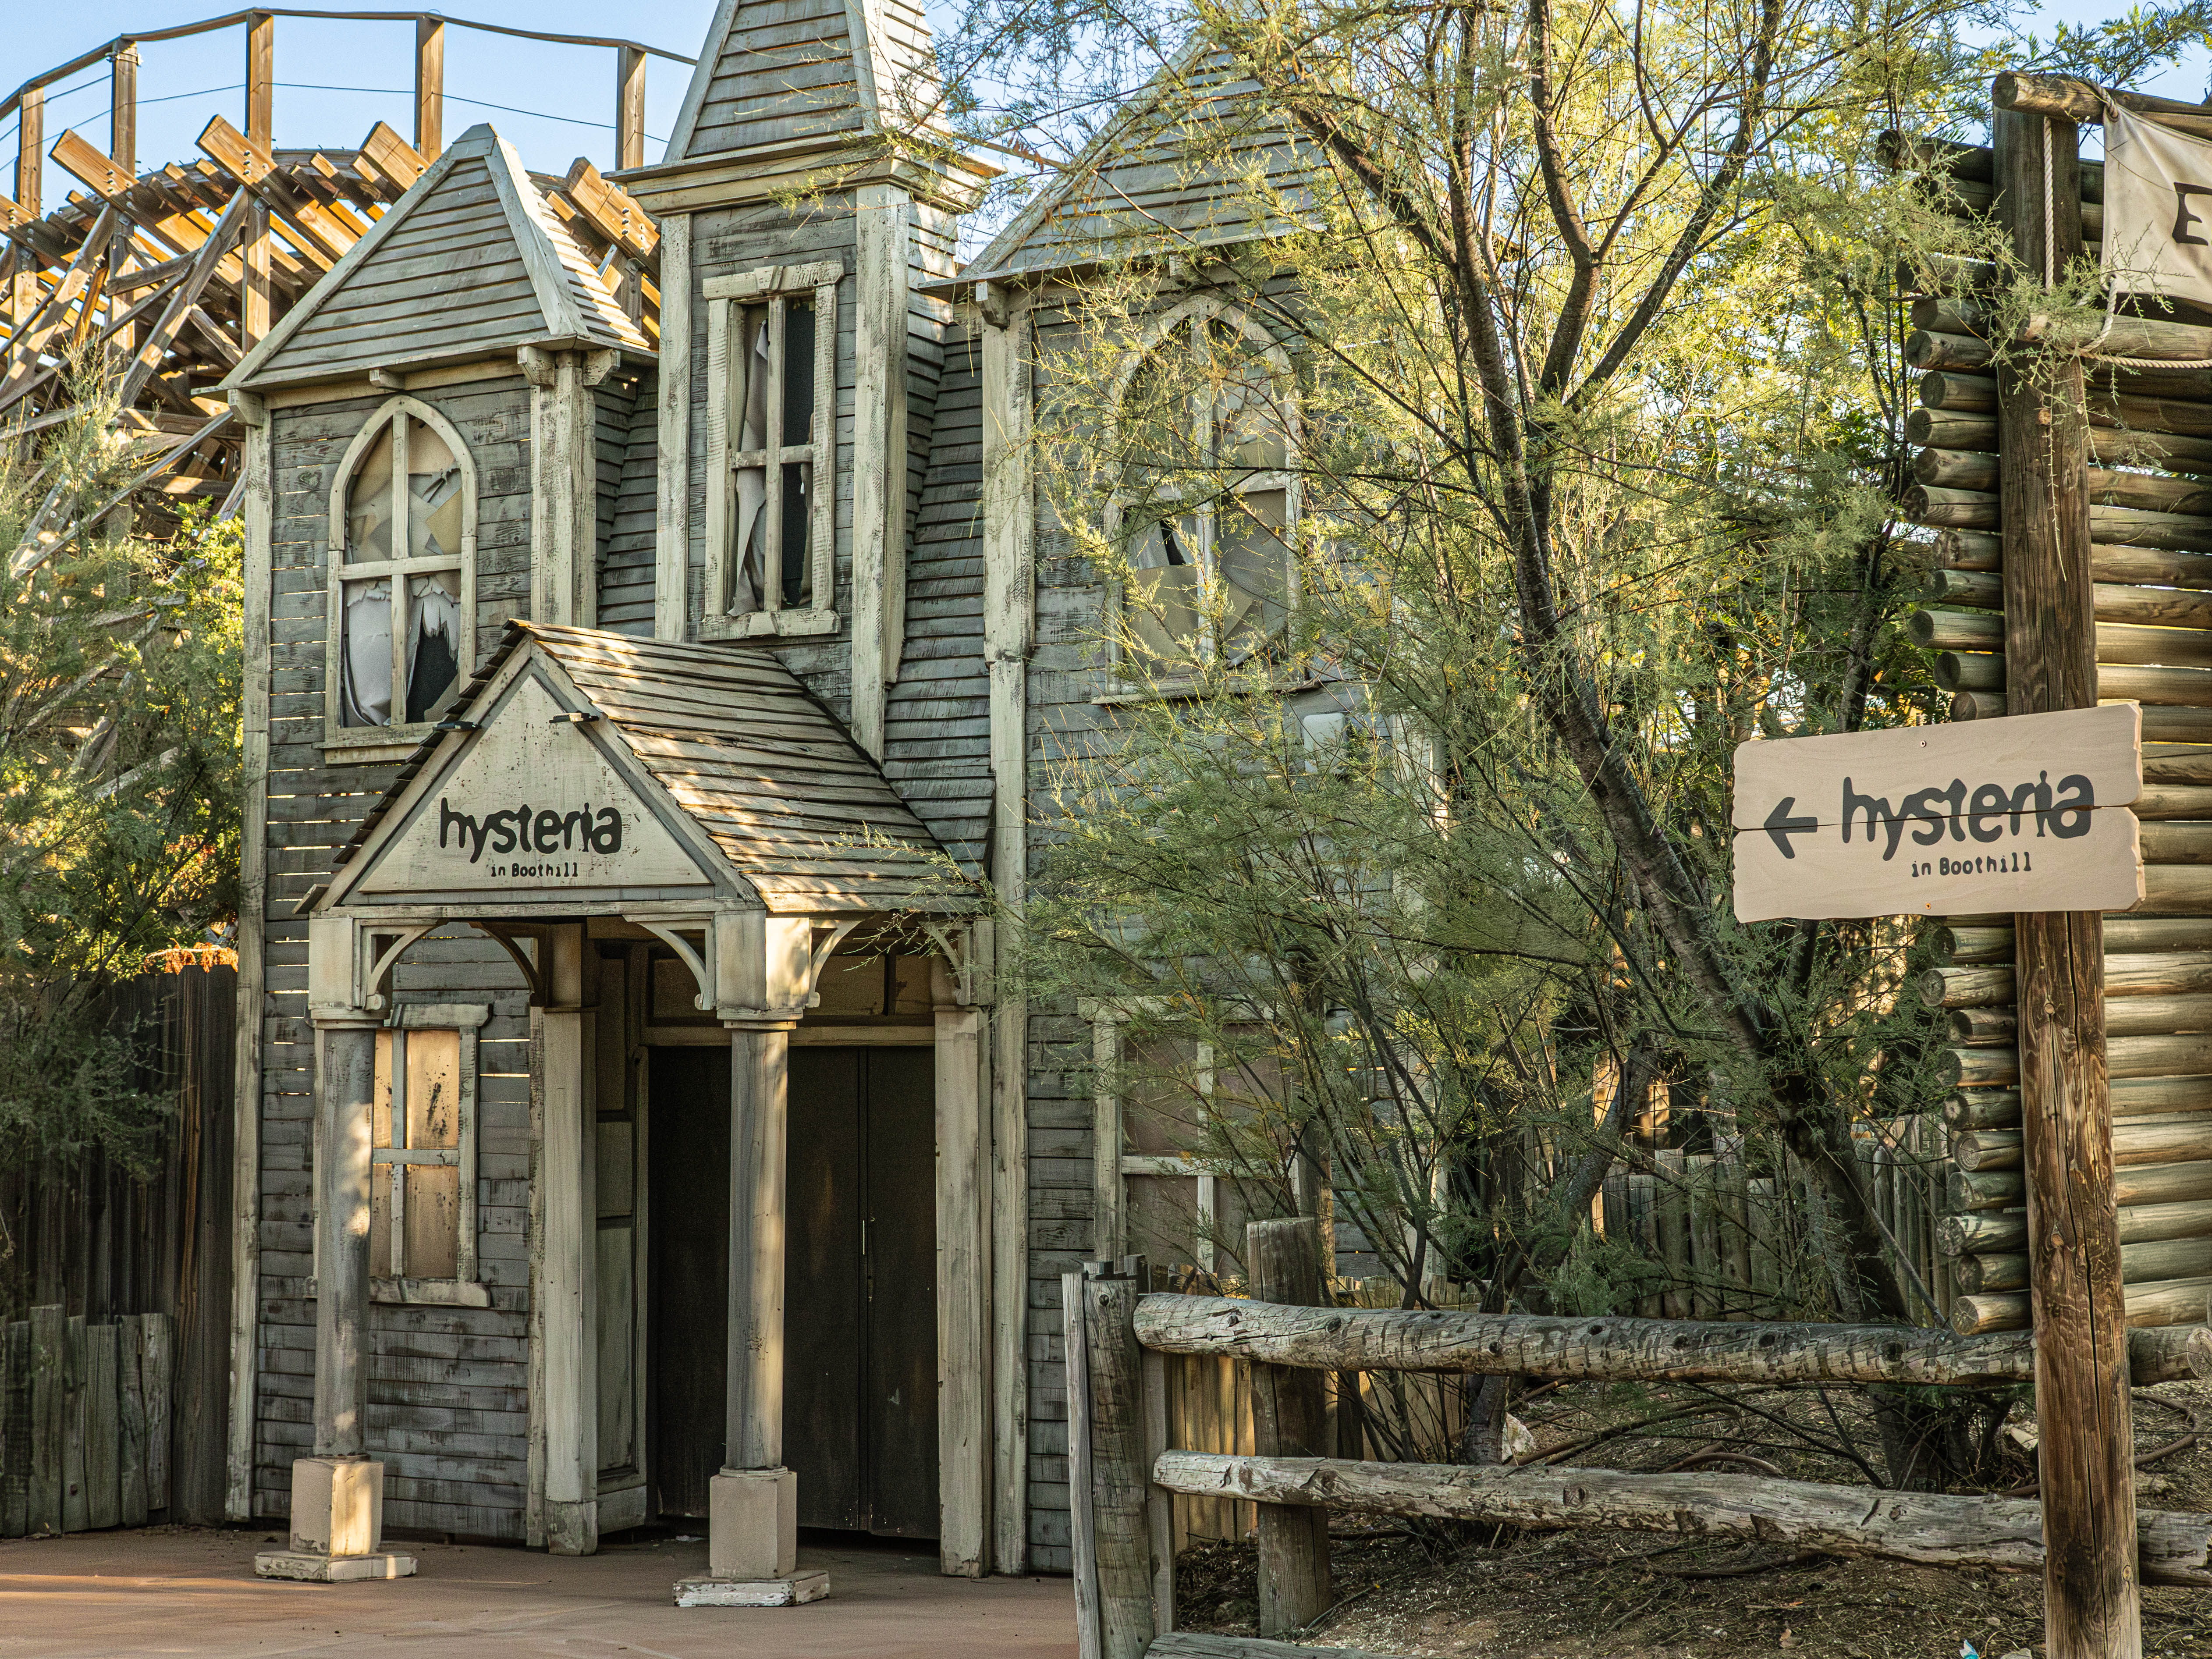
[
  {"x1": 1066, "y1": 1226, "x2": 2212, "y2": 1659},
  {"x1": 0, "y1": 1310, "x2": 174, "y2": 1535}
]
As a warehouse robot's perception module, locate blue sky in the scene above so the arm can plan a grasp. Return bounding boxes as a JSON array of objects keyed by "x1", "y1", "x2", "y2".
[
  {"x1": 3, "y1": 0, "x2": 2207, "y2": 195},
  {"x1": 0, "y1": 3, "x2": 724, "y2": 184}
]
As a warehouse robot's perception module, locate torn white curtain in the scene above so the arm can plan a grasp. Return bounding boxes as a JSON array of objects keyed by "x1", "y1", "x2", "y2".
[
  {"x1": 728, "y1": 320, "x2": 771, "y2": 613},
  {"x1": 2103, "y1": 101, "x2": 2212, "y2": 306}
]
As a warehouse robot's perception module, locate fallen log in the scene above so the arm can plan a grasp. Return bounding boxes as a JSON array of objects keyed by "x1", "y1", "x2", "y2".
[
  {"x1": 1127, "y1": 1293, "x2": 2212, "y2": 1385},
  {"x1": 1150, "y1": 1452, "x2": 2212, "y2": 1585},
  {"x1": 1150, "y1": 1636, "x2": 1387, "y2": 1659}
]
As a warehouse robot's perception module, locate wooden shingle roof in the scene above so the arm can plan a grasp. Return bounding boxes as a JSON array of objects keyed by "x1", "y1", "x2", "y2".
[
  {"x1": 323, "y1": 620, "x2": 964, "y2": 916},
  {"x1": 223, "y1": 124, "x2": 650, "y2": 391}
]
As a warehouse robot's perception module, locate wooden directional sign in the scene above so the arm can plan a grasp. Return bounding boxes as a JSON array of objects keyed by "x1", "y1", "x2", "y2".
[{"x1": 1731, "y1": 705, "x2": 2144, "y2": 922}]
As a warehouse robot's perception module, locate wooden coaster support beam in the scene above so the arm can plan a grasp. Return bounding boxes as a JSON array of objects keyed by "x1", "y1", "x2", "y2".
[
  {"x1": 1992, "y1": 95, "x2": 2141, "y2": 1659},
  {"x1": 413, "y1": 19, "x2": 445, "y2": 160}
]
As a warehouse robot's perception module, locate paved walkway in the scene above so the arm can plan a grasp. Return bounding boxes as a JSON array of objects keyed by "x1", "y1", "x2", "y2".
[{"x1": 0, "y1": 1526, "x2": 1078, "y2": 1658}]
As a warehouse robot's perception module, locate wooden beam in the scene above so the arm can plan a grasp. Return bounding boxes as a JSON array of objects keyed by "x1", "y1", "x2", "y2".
[
  {"x1": 1150, "y1": 1453, "x2": 2212, "y2": 1586},
  {"x1": 616, "y1": 46, "x2": 647, "y2": 172},
  {"x1": 1995, "y1": 103, "x2": 2139, "y2": 1659},
  {"x1": 16, "y1": 85, "x2": 43, "y2": 216},
  {"x1": 109, "y1": 47, "x2": 137, "y2": 179},
  {"x1": 559, "y1": 160, "x2": 658, "y2": 263},
  {"x1": 413, "y1": 20, "x2": 444, "y2": 161},
  {"x1": 243, "y1": 13, "x2": 273, "y2": 150},
  {"x1": 355, "y1": 121, "x2": 426, "y2": 193}
]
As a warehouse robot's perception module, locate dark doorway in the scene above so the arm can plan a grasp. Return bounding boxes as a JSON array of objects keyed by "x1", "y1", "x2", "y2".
[{"x1": 645, "y1": 1043, "x2": 939, "y2": 1538}]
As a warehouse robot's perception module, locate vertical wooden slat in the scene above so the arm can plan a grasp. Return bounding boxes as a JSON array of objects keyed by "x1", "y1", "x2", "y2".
[
  {"x1": 1994, "y1": 99, "x2": 2137, "y2": 1659},
  {"x1": 85, "y1": 1324, "x2": 117, "y2": 1530},
  {"x1": 1064, "y1": 1272, "x2": 1102, "y2": 1659},
  {"x1": 1140, "y1": 1347, "x2": 1173, "y2": 1631},
  {"x1": 616, "y1": 46, "x2": 647, "y2": 172},
  {"x1": 244, "y1": 13, "x2": 274, "y2": 149},
  {"x1": 1747, "y1": 1176, "x2": 1778, "y2": 1318},
  {"x1": 61, "y1": 1314, "x2": 86, "y2": 1532},
  {"x1": 142, "y1": 1313, "x2": 172, "y2": 1511},
  {"x1": 1, "y1": 1321, "x2": 25, "y2": 1537},
  {"x1": 1084, "y1": 1272, "x2": 1156, "y2": 1659},
  {"x1": 1655, "y1": 1150, "x2": 1688, "y2": 1318},
  {"x1": 1246, "y1": 1220, "x2": 1329, "y2": 1635},
  {"x1": 119, "y1": 1314, "x2": 148, "y2": 1527},
  {"x1": 29, "y1": 1305, "x2": 60, "y2": 1534},
  {"x1": 413, "y1": 20, "x2": 445, "y2": 160}
]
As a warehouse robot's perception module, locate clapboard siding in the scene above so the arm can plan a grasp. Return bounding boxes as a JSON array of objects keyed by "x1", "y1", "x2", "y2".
[
  {"x1": 599, "y1": 368, "x2": 660, "y2": 636},
  {"x1": 254, "y1": 380, "x2": 536, "y2": 1533},
  {"x1": 884, "y1": 320, "x2": 987, "y2": 871}
]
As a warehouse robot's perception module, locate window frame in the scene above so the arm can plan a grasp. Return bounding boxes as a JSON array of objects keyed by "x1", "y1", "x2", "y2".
[
  {"x1": 1083, "y1": 998, "x2": 1245, "y2": 1273},
  {"x1": 701, "y1": 260, "x2": 841, "y2": 641},
  {"x1": 367, "y1": 1003, "x2": 490, "y2": 1307},
  {"x1": 323, "y1": 395, "x2": 479, "y2": 756},
  {"x1": 1105, "y1": 296, "x2": 1303, "y2": 676}
]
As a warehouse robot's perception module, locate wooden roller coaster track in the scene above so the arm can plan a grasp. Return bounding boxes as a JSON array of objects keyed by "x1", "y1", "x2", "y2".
[{"x1": 0, "y1": 9, "x2": 684, "y2": 553}]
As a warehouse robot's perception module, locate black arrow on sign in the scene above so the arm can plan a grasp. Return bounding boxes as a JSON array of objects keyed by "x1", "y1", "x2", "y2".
[{"x1": 1764, "y1": 796, "x2": 1818, "y2": 858}]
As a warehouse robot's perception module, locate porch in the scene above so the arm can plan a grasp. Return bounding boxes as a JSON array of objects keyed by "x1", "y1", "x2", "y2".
[{"x1": 0, "y1": 1526, "x2": 1074, "y2": 1657}]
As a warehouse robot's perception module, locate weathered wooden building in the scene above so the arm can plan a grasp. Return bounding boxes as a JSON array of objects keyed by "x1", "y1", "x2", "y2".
[{"x1": 213, "y1": 0, "x2": 1323, "y2": 1595}]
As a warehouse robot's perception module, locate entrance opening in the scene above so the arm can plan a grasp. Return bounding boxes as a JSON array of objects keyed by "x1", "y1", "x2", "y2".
[{"x1": 645, "y1": 1042, "x2": 940, "y2": 1538}]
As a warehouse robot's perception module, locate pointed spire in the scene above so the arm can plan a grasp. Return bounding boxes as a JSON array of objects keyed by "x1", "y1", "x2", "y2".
[{"x1": 664, "y1": 0, "x2": 937, "y2": 163}]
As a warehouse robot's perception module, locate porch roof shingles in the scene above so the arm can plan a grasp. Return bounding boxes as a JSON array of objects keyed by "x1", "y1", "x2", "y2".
[{"x1": 327, "y1": 620, "x2": 960, "y2": 915}]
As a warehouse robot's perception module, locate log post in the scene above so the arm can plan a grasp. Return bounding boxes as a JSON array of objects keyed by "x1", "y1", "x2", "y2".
[
  {"x1": 413, "y1": 20, "x2": 445, "y2": 160},
  {"x1": 1994, "y1": 98, "x2": 2141, "y2": 1659},
  {"x1": 243, "y1": 13, "x2": 273, "y2": 149},
  {"x1": 616, "y1": 46, "x2": 647, "y2": 172},
  {"x1": 1247, "y1": 1220, "x2": 1331, "y2": 1636},
  {"x1": 1085, "y1": 1267, "x2": 1158, "y2": 1659}
]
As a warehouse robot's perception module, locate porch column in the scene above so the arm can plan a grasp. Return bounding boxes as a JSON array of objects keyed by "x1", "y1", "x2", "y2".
[
  {"x1": 254, "y1": 1017, "x2": 415, "y2": 1582},
  {"x1": 679, "y1": 1015, "x2": 825, "y2": 1604},
  {"x1": 934, "y1": 964, "x2": 991, "y2": 1578},
  {"x1": 539, "y1": 925, "x2": 598, "y2": 1556}
]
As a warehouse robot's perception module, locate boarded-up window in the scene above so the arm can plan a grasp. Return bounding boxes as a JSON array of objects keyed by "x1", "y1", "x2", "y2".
[
  {"x1": 369, "y1": 1024, "x2": 476, "y2": 1282},
  {"x1": 331, "y1": 400, "x2": 476, "y2": 735}
]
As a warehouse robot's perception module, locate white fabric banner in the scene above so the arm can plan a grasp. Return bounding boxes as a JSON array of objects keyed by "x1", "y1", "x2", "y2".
[{"x1": 2103, "y1": 101, "x2": 2212, "y2": 306}]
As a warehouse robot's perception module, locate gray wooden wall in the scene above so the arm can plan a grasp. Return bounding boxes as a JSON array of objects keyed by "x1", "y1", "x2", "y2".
[{"x1": 256, "y1": 379, "x2": 537, "y2": 1540}]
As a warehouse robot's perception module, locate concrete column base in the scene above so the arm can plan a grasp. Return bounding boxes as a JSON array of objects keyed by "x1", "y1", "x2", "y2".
[
  {"x1": 254, "y1": 1456, "x2": 417, "y2": 1583},
  {"x1": 673, "y1": 1569, "x2": 829, "y2": 1608},
  {"x1": 672, "y1": 1467, "x2": 821, "y2": 1606}
]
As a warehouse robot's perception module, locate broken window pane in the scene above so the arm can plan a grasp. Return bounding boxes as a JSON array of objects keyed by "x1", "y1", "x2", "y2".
[
  {"x1": 406, "y1": 417, "x2": 464, "y2": 558},
  {"x1": 405, "y1": 572, "x2": 461, "y2": 723},
  {"x1": 1216, "y1": 488, "x2": 1291, "y2": 651},
  {"x1": 345, "y1": 425, "x2": 395, "y2": 561},
  {"x1": 728, "y1": 308, "x2": 771, "y2": 614},
  {"x1": 339, "y1": 578, "x2": 393, "y2": 726},
  {"x1": 1128, "y1": 511, "x2": 1203, "y2": 661}
]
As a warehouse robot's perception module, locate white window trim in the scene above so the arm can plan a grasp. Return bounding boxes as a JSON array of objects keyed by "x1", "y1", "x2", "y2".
[
  {"x1": 700, "y1": 260, "x2": 841, "y2": 641},
  {"x1": 323, "y1": 395, "x2": 479, "y2": 758},
  {"x1": 1104, "y1": 295, "x2": 1303, "y2": 680}
]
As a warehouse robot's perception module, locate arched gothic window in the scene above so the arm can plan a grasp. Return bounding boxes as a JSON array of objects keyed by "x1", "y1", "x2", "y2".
[
  {"x1": 1110, "y1": 298, "x2": 1300, "y2": 670},
  {"x1": 327, "y1": 398, "x2": 478, "y2": 744}
]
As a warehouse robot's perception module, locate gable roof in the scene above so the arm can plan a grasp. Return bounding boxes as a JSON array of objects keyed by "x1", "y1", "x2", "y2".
[
  {"x1": 223, "y1": 125, "x2": 650, "y2": 391},
  {"x1": 955, "y1": 43, "x2": 1320, "y2": 288},
  {"x1": 662, "y1": 0, "x2": 938, "y2": 163},
  {"x1": 320, "y1": 621, "x2": 962, "y2": 916}
]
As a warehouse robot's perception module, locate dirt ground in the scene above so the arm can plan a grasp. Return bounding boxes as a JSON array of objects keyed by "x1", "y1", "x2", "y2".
[{"x1": 1169, "y1": 1376, "x2": 2212, "y2": 1659}]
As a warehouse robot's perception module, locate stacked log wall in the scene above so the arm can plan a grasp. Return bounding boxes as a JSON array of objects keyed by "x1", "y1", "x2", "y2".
[{"x1": 1896, "y1": 132, "x2": 2212, "y2": 1333}]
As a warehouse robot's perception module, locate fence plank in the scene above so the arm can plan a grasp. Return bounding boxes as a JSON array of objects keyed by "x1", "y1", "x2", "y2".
[
  {"x1": 1687, "y1": 1155, "x2": 1720, "y2": 1319},
  {"x1": 1722, "y1": 1163, "x2": 1753, "y2": 1319},
  {"x1": 1629, "y1": 1174, "x2": 1662, "y2": 1317},
  {"x1": 119, "y1": 1314, "x2": 148, "y2": 1527},
  {"x1": 1066, "y1": 1272, "x2": 1103, "y2": 1659},
  {"x1": 143, "y1": 1312, "x2": 172, "y2": 1510},
  {"x1": 85, "y1": 1324, "x2": 117, "y2": 1531},
  {"x1": 1141, "y1": 1348, "x2": 1174, "y2": 1633},
  {"x1": 61, "y1": 1314, "x2": 86, "y2": 1533},
  {"x1": 29, "y1": 1305, "x2": 60, "y2": 1534},
  {"x1": 1655, "y1": 1152, "x2": 1689, "y2": 1318},
  {"x1": 1, "y1": 1321, "x2": 25, "y2": 1536}
]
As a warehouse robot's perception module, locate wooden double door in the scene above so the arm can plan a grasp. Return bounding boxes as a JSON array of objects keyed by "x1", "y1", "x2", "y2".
[{"x1": 646, "y1": 1042, "x2": 940, "y2": 1538}]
